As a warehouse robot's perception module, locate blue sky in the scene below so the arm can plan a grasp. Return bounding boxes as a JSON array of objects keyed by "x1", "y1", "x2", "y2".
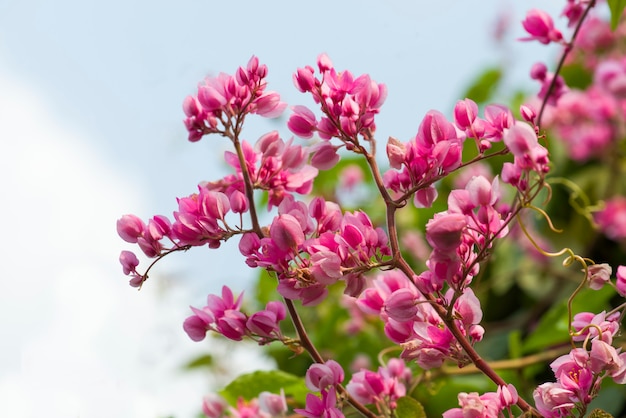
[{"x1": 0, "y1": 1, "x2": 565, "y2": 417}]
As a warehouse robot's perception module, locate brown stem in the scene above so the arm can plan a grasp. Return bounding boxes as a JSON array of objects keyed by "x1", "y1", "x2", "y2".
[
  {"x1": 232, "y1": 137, "x2": 262, "y2": 236},
  {"x1": 536, "y1": 0, "x2": 597, "y2": 128},
  {"x1": 284, "y1": 299, "x2": 377, "y2": 418}
]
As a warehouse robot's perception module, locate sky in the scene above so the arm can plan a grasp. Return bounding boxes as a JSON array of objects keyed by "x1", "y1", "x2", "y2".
[{"x1": 0, "y1": 1, "x2": 566, "y2": 417}]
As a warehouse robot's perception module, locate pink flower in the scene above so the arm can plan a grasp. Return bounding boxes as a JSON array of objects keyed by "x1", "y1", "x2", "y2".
[
  {"x1": 246, "y1": 301, "x2": 286, "y2": 340},
  {"x1": 270, "y1": 214, "x2": 305, "y2": 252},
  {"x1": 288, "y1": 106, "x2": 317, "y2": 139},
  {"x1": 202, "y1": 394, "x2": 227, "y2": 418},
  {"x1": 466, "y1": 175, "x2": 499, "y2": 207},
  {"x1": 586, "y1": 263, "x2": 612, "y2": 290},
  {"x1": 258, "y1": 390, "x2": 287, "y2": 416},
  {"x1": 119, "y1": 250, "x2": 139, "y2": 276},
  {"x1": 305, "y1": 360, "x2": 344, "y2": 391},
  {"x1": 347, "y1": 368, "x2": 402, "y2": 407},
  {"x1": 230, "y1": 397, "x2": 266, "y2": 418},
  {"x1": 550, "y1": 348, "x2": 593, "y2": 394},
  {"x1": 443, "y1": 391, "x2": 502, "y2": 418},
  {"x1": 533, "y1": 382, "x2": 575, "y2": 417},
  {"x1": 497, "y1": 384, "x2": 518, "y2": 408},
  {"x1": 255, "y1": 91, "x2": 287, "y2": 118},
  {"x1": 594, "y1": 197, "x2": 626, "y2": 240},
  {"x1": 571, "y1": 311, "x2": 620, "y2": 343},
  {"x1": 293, "y1": 66, "x2": 317, "y2": 92},
  {"x1": 310, "y1": 142, "x2": 340, "y2": 170},
  {"x1": 386, "y1": 136, "x2": 406, "y2": 169},
  {"x1": 414, "y1": 186, "x2": 438, "y2": 209},
  {"x1": 616, "y1": 265, "x2": 626, "y2": 296},
  {"x1": 425, "y1": 212, "x2": 467, "y2": 252},
  {"x1": 183, "y1": 286, "x2": 248, "y2": 342},
  {"x1": 453, "y1": 98, "x2": 478, "y2": 131},
  {"x1": 384, "y1": 289, "x2": 419, "y2": 322},
  {"x1": 295, "y1": 389, "x2": 343, "y2": 418},
  {"x1": 520, "y1": 9, "x2": 563, "y2": 45},
  {"x1": 590, "y1": 339, "x2": 622, "y2": 374},
  {"x1": 503, "y1": 121, "x2": 549, "y2": 175},
  {"x1": 117, "y1": 214, "x2": 146, "y2": 243}
]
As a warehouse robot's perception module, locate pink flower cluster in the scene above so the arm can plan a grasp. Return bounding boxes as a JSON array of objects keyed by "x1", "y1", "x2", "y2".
[
  {"x1": 288, "y1": 53, "x2": 387, "y2": 146},
  {"x1": 296, "y1": 360, "x2": 345, "y2": 418},
  {"x1": 357, "y1": 271, "x2": 484, "y2": 369},
  {"x1": 384, "y1": 101, "x2": 514, "y2": 208},
  {"x1": 541, "y1": 55, "x2": 626, "y2": 161},
  {"x1": 239, "y1": 196, "x2": 390, "y2": 305},
  {"x1": 533, "y1": 266, "x2": 626, "y2": 418},
  {"x1": 570, "y1": 15, "x2": 622, "y2": 69},
  {"x1": 346, "y1": 358, "x2": 412, "y2": 412},
  {"x1": 206, "y1": 131, "x2": 319, "y2": 208},
  {"x1": 501, "y1": 121, "x2": 550, "y2": 191},
  {"x1": 202, "y1": 391, "x2": 287, "y2": 418},
  {"x1": 183, "y1": 286, "x2": 286, "y2": 344},
  {"x1": 594, "y1": 196, "x2": 626, "y2": 240},
  {"x1": 544, "y1": 86, "x2": 618, "y2": 161},
  {"x1": 443, "y1": 384, "x2": 518, "y2": 418},
  {"x1": 533, "y1": 342, "x2": 626, "y2": 417},
  {"x1": 183, "y1": 56, "x2": 286, "y2": 142},
  {"x1": 530, "y1": 62, "x2": 569, "y2": 106},
  {"x1": 117, "y1": 186, "x2": 244, "y2": 287},
  {"x1": 417, "y1": 175, "x2": 509, "y2": 294}
]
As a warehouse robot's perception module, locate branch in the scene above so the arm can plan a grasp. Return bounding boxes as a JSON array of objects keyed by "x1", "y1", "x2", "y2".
[
  {"x1": 284, "y1": 299, "x2": 377, "y2": 418},
  {"x1": 536, "y1": 0, "x2": 597, "y2": 127}
]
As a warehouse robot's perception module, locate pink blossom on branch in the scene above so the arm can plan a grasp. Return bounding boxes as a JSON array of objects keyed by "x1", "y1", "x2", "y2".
[
  {"x1": 288, "y1": 53, "x2": 387, "y2": 144},
  {"x1": 520, "y1": 9, "x2": 564, "y2": 45},
  {"x1": 183, "y1": 56, "x2": 287, "y2": 142},
  {"x1": 594, "y1": 196, "x2": 626, "y2": 240}
]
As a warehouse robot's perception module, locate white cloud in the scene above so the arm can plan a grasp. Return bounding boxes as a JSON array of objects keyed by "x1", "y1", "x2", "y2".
[{"x1": 0, "y1": 69, "x2": 272, "y2": 418}]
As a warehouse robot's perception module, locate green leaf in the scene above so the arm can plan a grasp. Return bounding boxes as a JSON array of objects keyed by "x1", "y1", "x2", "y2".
[
  {"x1": 394, "y1": 396, "x2": 426, "y2": 418},
  {"x1": 521, "y1": 285, "x2": 614, "y2": 354},
  {"x1": 462, "y1": 67, "x2": 502, "y2": 104},
  {"x1": 218, "y1": 370, "x2": 309, "y2": 405},
  {"x1": 183, "y1": 354, "x2": 213, "y2": 370},
  {"x1": 508, "y1": 330, "x2": 522, "y2": 360},
  {"x1": 608, "y1": 0, "x2": 626, "y2": 30}
]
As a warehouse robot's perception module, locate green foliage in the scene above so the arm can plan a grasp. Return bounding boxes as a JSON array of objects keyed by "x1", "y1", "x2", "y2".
[
  {"x1": 461, "y1": 67, "x2": 502, "y2": 104},
  {"x1": 559, "y1": 62, "x2": 593, "y2": 90},
  {"x1": 608, "y1": 0, "x2": 626, "y2": 30},
  {"x1": 413, "y1": 374, "x2": 494, "y2": 416},
  {"x1": 394, "y1": 396, "x2": 426, "y2": 418},
  {"x1": 521, "y1": 285, "x2": 614, "y2": 354},
  {"x1": 183, "y1": 354, "x2": 213, "y2": 370},
  {"x1": 218, "y1": 370, "x2": 309, "y2": 406}
]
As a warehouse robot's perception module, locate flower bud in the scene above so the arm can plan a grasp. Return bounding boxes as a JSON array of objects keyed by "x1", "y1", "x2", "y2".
[{"x1": 426, "y1": 213, "x2": 467, "y2": 251}]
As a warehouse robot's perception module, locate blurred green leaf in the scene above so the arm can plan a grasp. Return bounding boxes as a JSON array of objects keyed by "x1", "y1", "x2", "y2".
[
  {"x1": 521, "y1": 285, "x2": 614, "y2": 354},
  {"x1": 413, "y1": 375, "x2": 493, "y2": 416},
  {"x1": 508, "y1": 330, "x2": 522, "y2": 360},
  {"x1": 253, "y1": 268, "x2": 280, "y2": 308},
  {"x1": 461, "y1": 67, "x2": 502, "y2": 104},
  {"x1": 183, "y1": 354, "x2": 214, "y2": 370},
  {"x1": 219, "y1": 370, "x2": 308, "y2": 405},
  {"x1": 395, "y1": 396, "x2": 426, "y2": 418},
  {"x1": 559, "y1": 63, "x2": 593, "y2": 90},
  {"x1": 608, "y1": 0, "x2": 626, "y2": 30}
]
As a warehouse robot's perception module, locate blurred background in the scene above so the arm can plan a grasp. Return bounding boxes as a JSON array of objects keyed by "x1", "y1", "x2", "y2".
[{"x1": 0, "y1": 1, "x2": 565, "y2": 417}]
